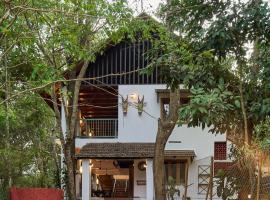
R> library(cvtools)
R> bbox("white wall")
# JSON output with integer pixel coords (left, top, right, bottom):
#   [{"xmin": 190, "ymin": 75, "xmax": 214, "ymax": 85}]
[
  {"xmin": 75, "ymin": 84, "xmax": 228, "ymax": 200},
  {"xmin": 118, "ymin": 85, "xmax": 227, "ymax": 200},
  {"xmin": 117, "ymin": 85, "xmax": 164, "ymax": 143},
  {"xmin": 118, "ymin": 85, "xmax": 226, "ymax": 148},
  {"xmin": 134, "ymin": 159, "xmax": 147, "ymax": 199},
  {"xmin": 76, "ymin": 85, "xmax": 226, "ymax": 149}
]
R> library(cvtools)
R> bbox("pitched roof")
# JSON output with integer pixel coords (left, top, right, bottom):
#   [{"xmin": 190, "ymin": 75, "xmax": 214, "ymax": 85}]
[{"xmin": 76, "ymin": 143, "xmax": 196, "ymax": 159}]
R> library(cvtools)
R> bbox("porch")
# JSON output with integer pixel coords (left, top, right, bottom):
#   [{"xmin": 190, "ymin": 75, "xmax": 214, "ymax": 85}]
[
  {"xmin": 75, "ymin": 158, "xmax": 153, "ymax": 200},
  {"xmin": 75, "ymin": 143, "xmax": 195, "ymax": 200}
]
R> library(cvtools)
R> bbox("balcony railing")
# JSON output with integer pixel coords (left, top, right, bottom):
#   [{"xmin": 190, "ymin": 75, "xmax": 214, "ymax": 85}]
[{"xmin": 80, "ymin": 118, "xmax": 118, "ymax": 138}]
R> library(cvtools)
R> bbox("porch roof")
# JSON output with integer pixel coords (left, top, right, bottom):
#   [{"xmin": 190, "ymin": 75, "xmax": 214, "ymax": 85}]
[{"xmin": 76, "ymin": 143, "xmax": 196, "ymax": 159}]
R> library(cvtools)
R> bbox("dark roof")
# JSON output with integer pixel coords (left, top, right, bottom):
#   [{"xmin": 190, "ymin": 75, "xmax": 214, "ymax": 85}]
[
  {"xmin": 76, "ymin": 143, "xmax": 196, "ymax": 159},
  {"xmin": 165, "ymin": 150, "xmax": 196, "ymax": 157},
  {"xmin": 77, "ymin": 143, "xmax": 155, "ymax": 159}
]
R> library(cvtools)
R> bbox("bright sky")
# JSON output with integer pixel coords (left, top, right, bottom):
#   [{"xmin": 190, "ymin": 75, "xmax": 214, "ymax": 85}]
[{"xmin": 127, "ymin": 0, "xmax": 165, "ymax": 15}]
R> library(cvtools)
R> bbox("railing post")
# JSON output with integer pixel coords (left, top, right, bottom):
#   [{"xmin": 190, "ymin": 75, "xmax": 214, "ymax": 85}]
[{"xmin": 115, "ymin": 119, "xmax": 117, "ymax": 138}]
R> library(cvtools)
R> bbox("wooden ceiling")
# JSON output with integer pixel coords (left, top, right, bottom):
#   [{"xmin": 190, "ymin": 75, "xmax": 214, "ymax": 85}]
[{"xmin": 79, "ymin": 86, "xmax": 118, "ymax": 118}]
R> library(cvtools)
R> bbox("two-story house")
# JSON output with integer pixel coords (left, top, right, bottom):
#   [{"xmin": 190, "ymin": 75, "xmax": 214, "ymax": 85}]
[{"xmin": 61, "ymin": 13, "xmax": 231, "ymax": 200}]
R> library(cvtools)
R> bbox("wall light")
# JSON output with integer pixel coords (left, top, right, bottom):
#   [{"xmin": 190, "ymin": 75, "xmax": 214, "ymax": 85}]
[
  {"xmin": 129, "ymin": 93, "xmax": 138, "ymax": 100},
  {"xmin": 89, "ymin": 130, "xmax": 93, "ymax": 137},
  {"xmin": 138, "ymin": 161, "xmax": 147, "ymax": 171}
]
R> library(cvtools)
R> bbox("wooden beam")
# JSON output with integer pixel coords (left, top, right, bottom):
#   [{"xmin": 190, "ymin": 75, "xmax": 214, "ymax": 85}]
[
  {"xmin": 82, "ymin": 115, "xmax": 117, "ymax": 118},
  {"xmin": 79, "ymin": 93, "xmax": 117, "ymax": 97},
  {"xmin": 81, "ymin": 110, "xmax": 117, "ymax": 113},
  {"xmin": 79, "ymin": 97, "xmax": 117, "ymax": 100},
  {"xmin": 79, "ymin": 100, "xmax": 117, "ymax": 105},
  {"xmin": 81, "ymin": 111, "xmax": 117, "ymax": 114},
  {"xmin": 79, "ymin": 103, "xmax": 117, "ymax": 107},
  {"xmin": 80, "ymin": 86, "xmax": 117, "ymax": 92}
]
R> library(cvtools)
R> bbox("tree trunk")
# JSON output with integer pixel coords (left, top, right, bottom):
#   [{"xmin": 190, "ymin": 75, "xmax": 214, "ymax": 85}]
[
  {"xmin": 64, "ymin": 139, "xmax": 76, "ymax": 200},
  {"xmin": 154, "ymin": 124, "xmax": 167, "ymax": 200},
  {"xmin": 154, "ymin": 89, "xmax": 180, "ymax": 200},
  {"xmin": 63, "ymin": 61, "xmax": 90, "ymax": 200}
]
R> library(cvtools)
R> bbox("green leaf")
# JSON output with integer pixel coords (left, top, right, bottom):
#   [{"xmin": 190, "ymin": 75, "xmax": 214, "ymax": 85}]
[
  {"xmin": 198, "ymin": 107, "xmax": 208, "ymax": 113},
  {"xmin": 234, "ymin": 100, "xmax": 241, "ymax": 108}
]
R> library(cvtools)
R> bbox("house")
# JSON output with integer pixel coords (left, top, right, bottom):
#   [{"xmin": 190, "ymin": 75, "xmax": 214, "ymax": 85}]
[{"xmin": 61, "ymin": 14, "xmax": 231, "ymax": 200}]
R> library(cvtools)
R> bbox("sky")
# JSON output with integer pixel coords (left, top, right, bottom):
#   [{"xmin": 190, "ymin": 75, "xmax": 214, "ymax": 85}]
[{"xmin": 127, "ymin": 0, "xmax": 165, "ymax": 15}]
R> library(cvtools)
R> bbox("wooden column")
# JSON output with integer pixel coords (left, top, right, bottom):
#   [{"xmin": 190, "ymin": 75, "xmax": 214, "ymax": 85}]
[
  {"xmin": 184, "ymin": 159, "xmax": 190, "ymax": 200},
  {"xmin": 129, "ymin": 161, "xmax": 134, "ymax": 198}
]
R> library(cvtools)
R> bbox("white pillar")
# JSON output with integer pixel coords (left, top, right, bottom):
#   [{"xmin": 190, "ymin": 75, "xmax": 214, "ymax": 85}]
[
  {"xmin": 82, "ymin": 159, "xmax": 91, "ymax": 200},
  {"xmin": 146, "ymin": 159, "xmax": 154, "ymax": 200}
]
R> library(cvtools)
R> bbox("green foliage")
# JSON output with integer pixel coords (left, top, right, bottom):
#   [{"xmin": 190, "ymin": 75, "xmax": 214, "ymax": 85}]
[
  {"xmin": 0, "ymin": 0, "xmax": 133, "ymax": 89},
  {"xmin": 154, "ymin": 0, "xmax": 270, "ymax": 140},
  {"xmin": 215, "ymin": 143, "xmax": 258, "ymax": 200},
  {"xmin": 0, "ymin": 94, "xmax": 60, "ymax": 199},
  {"xmin": 0, "ymin": 1, "xmax": 134, "ymax": 199},
  {"xmin": 216, "ymin": 169, "xmax": 241, "ymax": 200},
  {"xmin": 166, "ymin": 176, "xmax": 180, "ymax": 200},
  {"xmin": 254, "ymin": 118, "xmax": 270, "ymax": 150},
  {"xmin": 179, "ymin": 86, "xmax": 238, "ymax": 132}
]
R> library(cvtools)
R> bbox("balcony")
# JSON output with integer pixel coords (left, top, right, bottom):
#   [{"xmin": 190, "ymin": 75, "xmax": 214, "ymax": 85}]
[{"xmin": 80, "ymin": 118, "xmax": 118, "ymax": 138}]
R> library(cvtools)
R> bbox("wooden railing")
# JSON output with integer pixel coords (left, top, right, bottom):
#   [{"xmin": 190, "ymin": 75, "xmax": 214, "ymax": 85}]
[{"xmin": 80, "ymin": 118, "xmax": 118, "ymax": 138}]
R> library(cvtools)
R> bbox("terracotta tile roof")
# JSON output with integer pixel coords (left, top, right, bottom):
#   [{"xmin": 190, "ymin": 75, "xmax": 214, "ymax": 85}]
[
  {"xmin": 165, "ymin": 150, "xmax": 196, "ymax": 157},
  {"xmin": 76, "ymin": 143, "xmax": 155, "ymax": 159},
  {"xmin": 76, "ymin": 143, "xmax": 196, "ymax": 159}
]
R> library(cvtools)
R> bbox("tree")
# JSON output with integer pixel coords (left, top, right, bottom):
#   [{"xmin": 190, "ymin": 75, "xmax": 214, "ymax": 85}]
[
  {"xmin": 0, "ymin": 93, "xmax": 60, "ymax": 199},
  {"xmin": 150, "ymin": 0, "xmax": 270, "ymax": 199},
  {"xmin": 0, "ymin": 1, "xmax": 132, "ymax": 199},
  {"xmin": 147, "ymin": 21, "xmax": 220, "ymax": 200},
  {"xmin": 161, "ymin": 0, "xmax": 270, "ymax": 144},
  {"xmin": 1, "ymin": 2, "xmax": 61, "ymax": 198}
]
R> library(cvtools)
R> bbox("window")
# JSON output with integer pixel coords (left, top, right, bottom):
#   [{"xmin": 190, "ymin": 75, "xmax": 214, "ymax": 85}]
[
  {"xmin": 160, "ymin": 97, "xmax": 190, "ymax": 120},
  {"xmin": 214, "ymin": 142, "xmax": 227, "ymax": 160},
  {"xmin": 163, "ymin": 103, "xmax": 170, "ymax": 117},
  {"xmin": 165, "ymin": 160, "xmax": 186, "ymax": 185}
]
